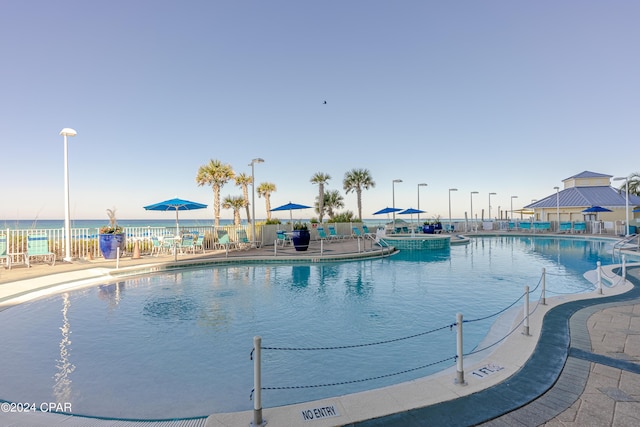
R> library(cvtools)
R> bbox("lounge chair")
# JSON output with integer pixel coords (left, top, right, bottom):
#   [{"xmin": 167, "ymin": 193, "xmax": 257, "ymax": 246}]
[
  {"xmin": 328, "ymin": 225, "xmax": 348, "ymax": 239},
  {"xmin": 0, "ymin": 234, "xmax": 11, "ymax": 269},
  {"xmin": 573, "ymin": 222, "xmax": 587, "ymax": 233},
  {"xmin": 316, "ymin": 226, "xmax": 332, "ymax": 242},
  {"xmin": 236, "ymin": 230, "xmax": 252, "ymax": 250},
  {"xmin": 352, "ymin": 226, "xmax": 363, "ymax": 238},
  {"xmin": 26, "ymin": 234, "xmax": 55, "ymax": 267},
  {"xmin": 559, "ymin": 222, "xmax": 572, "ymax": 233}
]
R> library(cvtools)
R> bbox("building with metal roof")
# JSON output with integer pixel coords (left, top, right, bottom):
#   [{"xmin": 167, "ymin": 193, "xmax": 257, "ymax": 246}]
[{"xmin": 524, "ymin": 171, "xmax": 640, "ymax": 230}]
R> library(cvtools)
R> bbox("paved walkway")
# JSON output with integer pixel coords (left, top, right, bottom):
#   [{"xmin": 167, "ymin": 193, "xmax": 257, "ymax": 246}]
[{"xmin": 1, "ymin": 237, "xmax": 639, "ymax": 426}]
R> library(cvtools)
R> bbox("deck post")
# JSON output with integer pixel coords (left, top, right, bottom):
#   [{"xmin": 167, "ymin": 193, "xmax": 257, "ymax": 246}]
[
  {"xmin": 252, "ymin": 336, "xmax": 264, "ymax": 426},
  {"xmin": 455, "ymin": 312, "xmax": 465, "ymax": 385},
  {"xmin": 541, "ymin": 268, "xmax": 546, "ymax": 305},
  {"xmin": 597, "ymin": 261, "xmax": 602, "ymax": 294},
  {"xmin": 523, "ymin": 286, "xmax": 530, "ymax": 336}
]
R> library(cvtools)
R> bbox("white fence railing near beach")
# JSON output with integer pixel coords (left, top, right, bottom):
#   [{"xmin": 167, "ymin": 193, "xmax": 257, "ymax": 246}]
[{"xmin": 1, "ymin": 222, "xmax": 380, "ymax": 263}]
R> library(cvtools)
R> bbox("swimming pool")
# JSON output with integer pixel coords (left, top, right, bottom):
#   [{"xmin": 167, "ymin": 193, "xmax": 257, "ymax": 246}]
[{"xmin": 0, "ymin": 236, "xmax": 618, "ymax": 419}]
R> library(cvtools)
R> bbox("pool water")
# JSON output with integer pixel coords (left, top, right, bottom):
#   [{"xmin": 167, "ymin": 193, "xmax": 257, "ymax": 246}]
[{"xmin": 0, "ymin": 236, "xmax": 616, "ymax": 419}]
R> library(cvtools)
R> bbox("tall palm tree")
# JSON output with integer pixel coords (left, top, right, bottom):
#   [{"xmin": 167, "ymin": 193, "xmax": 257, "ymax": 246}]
[
  {"xmin": 343, "ymin": 168, "xmax": 376, "ymax": 220},
  {"xmin": 235, "ymin": 172, "xmax": 252, "ymax": 224},
  {"xmin": 195, "ymin": 159, "xmax": 235, "ymax": 228},
  {"xmin": 311, "ymin": 172, "xmax": 331, "ymax": 223},
  {"xmin": 322, "ymin": 189, "xmax": 345, "ymax": 221},
  {"xmin": 257, "ymin": 182, "xmax": 277, "ymax": 220},
  {"xmin": 618, "ymin": 172, "xmax": 640, "ymax": 196},
  {"xmin": 222, "ymin": 195, "xmax": 246, "ymax": 226}
]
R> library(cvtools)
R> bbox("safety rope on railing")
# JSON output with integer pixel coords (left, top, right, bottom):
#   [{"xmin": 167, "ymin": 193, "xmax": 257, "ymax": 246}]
[
  {"xmin": 258, "ymin": 323, "xmax": 455, "ymax": 353},
  {"xmin": 249, "ymin": 355, "xmax": 457, "ymax": 399},
  {"xmin": 462, "ymin": 274, "xmax": 542, "ymax": 324}
]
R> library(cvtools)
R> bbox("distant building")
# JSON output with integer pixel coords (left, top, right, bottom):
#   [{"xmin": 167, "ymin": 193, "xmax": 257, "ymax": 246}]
[{"xmin": 524, "ymin": 171, "xmax": 640, "ymax": 231}]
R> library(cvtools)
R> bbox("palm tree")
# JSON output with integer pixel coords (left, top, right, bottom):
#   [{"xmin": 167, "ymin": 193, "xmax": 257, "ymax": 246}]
[
  {"xmin": 322, "ymin": 189, "xmax": 345, "ymax": 221},
  {"xmin": 310, "ymin": 172, "xmax": 331, "ymax": 223},
  {"xmin": 343, "ymin": 168, "xmax": 376, "ymax": 220},
  {"xmin": 222, "ymin": 195, "xmax": 246, "ymax": 226},
  {"xmin": 195, "ymin": 159, "xmax": 235, "ymax": 227},
  {"xmin": 235, "ymin": 172, "xmax": 252, "ymax": 224},
  {"xmin": 618, "ymin": 172, "xmax": 640, "ymax": 196},
  {"xmin": 257, "ymin": 182, "xmax": 277, "ymax": 220}
]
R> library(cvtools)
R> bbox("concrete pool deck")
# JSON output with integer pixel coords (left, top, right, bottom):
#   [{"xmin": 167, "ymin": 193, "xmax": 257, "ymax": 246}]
[{"xmin": 0, "ymin": 235, "xmax": 639, "ymax": 426}]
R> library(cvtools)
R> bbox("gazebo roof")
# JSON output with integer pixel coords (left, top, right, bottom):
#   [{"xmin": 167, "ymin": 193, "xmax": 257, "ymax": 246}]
[{"xmin": 525, "ymin": 186, "xmax": 640, "ymax": 209}]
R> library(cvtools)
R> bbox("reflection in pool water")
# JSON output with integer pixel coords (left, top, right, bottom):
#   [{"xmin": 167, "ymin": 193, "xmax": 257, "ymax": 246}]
[{"xmin": 0, "ymin": 236, "xmax": 617, "ymax": 419}]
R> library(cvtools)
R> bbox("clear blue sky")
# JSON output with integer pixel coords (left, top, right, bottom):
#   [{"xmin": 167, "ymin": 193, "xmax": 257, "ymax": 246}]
[{"xmin": 1, "ymin": 1, "xmax": 638, "ymax": 222}]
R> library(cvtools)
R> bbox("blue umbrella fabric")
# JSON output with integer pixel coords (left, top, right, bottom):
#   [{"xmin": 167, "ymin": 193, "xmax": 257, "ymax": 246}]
[
  {"xmin": 144, "ymin": 197, "xmax": 208, "ymax": 234},
  {"xmin": 633, "ymin": 207, "xmax": 640, "ymax": 213},
  {"xmin": 399, "ymin": 208, "xmax": 425, "ymax": 215},
  {"xmin": 582, "ymin": 206, "xmax": 613, "ymax": 213},
  {"xmin": 270, "ymin": 202, "xmax": 312, "ymax": 228},
  {"xmin": 373, "ymin": 207, "xmax": 403, "ymax": 215}
]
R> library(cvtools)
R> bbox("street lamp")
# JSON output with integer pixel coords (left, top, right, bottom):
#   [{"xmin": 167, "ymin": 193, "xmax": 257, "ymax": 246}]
[
  {"xmin": 488, "ymin": 192, "xmax": 496, "ymax": 220},
  {"xmin": 448, "ymin": 188, "xmax": 458, "ymax": 231},
  {"xmin": 554, "ymin": 186, "xmax": 560, "ymax": 231},
  {"xmin": 470, "ymin": 191, "xmax": 478, "ymax": 232},
  {"xmin": 250, "ymin": 158, "xmax": 264, "ymax": 246},
  {"xmin": 60, "ymin": 128, "xmax": 77, "ymax": 262},
  {"xmin": 417, "ymin": 183, "xmax": 427, "ymax": 224},
  {"xmin": 510, "ymin": 196, "xmax": 518, "ymax": 221},
  {"xmin": 613, "ymin": 176, "xmax": 629, "ymax": 236},
  {"xmin": 392, "ymin": 179, "xmax": 403, "ymax": 224}
]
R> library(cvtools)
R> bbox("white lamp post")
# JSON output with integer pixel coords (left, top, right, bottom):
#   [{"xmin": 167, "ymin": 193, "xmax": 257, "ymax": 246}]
[
  {"xmin": 488, "ymin": 192, "xmax": 496, "ymax": 221},
  {"xmin": 448, "ymin": 188, "xmax": 458, "ymax": 231},
  {"xmin": 613, "ymin": 177, "xmax": 629, "ymax": 236},
  {"xmin": 510, "ymin": 196, "xmax": 518, "ymax": 221},
  {"xmin": 554, "ymin": 186, "xmax": 560, "ymax": 231},
  {"xmin": 250, "ymin": 158, "xmax": 264, "ymax": 246},
  {"xmin": 392, "ymin": 179, "xmax": 402, "ymax": 224},
  {"xmin": 60, "ymin": 128, "xmax": 77, "ymax": 262},
  {"xmin": 470, "ymin": 191, "xmax": 478, "ymax": 232},
  {"xmin": 417, "ymin": 183, "xmax": 427, "ymax": 224}
]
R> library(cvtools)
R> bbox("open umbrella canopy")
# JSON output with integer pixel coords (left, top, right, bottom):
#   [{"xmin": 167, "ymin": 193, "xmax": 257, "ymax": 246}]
[
  {"xmin": 398, "ymin": 208, "xmax": 425, "ymax": 215},
  {"xmin": 373, "ymin": 207, "xmax": 403, "ymax": 215},
  {"xmin": 270, "ymin": 202, "xmax": 312, "ymax": 229},
  {"xmin": 270, "ymin": 202, "xmax": 312, "ymax": 212},
  {"xmin": 143, "ymin": 197, "xmax": 208, "ymax": 234},
  {"xmin": 582, "ymin": 206, "xmax": 613, "ymax": 213},
  {"xmin": 632, "ymin": 207, "xmax": 640, "ymax": 213}
]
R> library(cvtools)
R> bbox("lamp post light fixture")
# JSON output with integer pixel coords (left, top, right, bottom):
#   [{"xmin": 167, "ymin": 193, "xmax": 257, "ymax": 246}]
[
  {"xmin": 448, "ymin": 188, "xmax": 458, "ymax": 230},
  {"xmin": 60, "ymin": 128, "xmax": 77, "ymax": 262},
  {"xmin": 470, "ymin": 191, "xmax": 478, "ymax": 232},
  {"xmin": 488, "ymin": 192, "xmax": 496, "ymax": 221},
  {"xmin": 554, "ymin": 186, "xmax": 560, "ymax": 232},
  {"xmin": 392, "ymin": 179, "xmax": 403, "ymax": 224},
  {"xmin": 417, "ymin": 183, "xmax": 427, "ymax": 224},
  {"xmin": 510, "ymin": 196, "xmax": 518, "ymax": 221},
  {"xmin": 613, "ymin": 177, "xmax": 629, "ymax": 236},
  {"xmin": 249, "ymin": 158, "xmax": 264, "ymax": 246}
]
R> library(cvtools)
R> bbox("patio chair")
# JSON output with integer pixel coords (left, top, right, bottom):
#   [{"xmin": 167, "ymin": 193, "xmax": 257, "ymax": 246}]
[
  {"xmin": 191, "ymin": 231, "xmax": 205, "ymax": 253},
  {"xmin": 216, "ymin": 230, "xmax": 237, "ymax": 251},
  {"xmin": 26, "ymin": 234, "xmax": 55, "ymax": 267},
  {"xmin": 328, "ymin": 225, "xmax": 348, "ymax": 239},
  {"xmin": 361, "ymin": 224, "xmax": 376, "ymax": 238},
  {"xmin": 150, "ymin": 236, "xmax": 163, "ymax": 256},
  {"xmin": 0, "ymin": 234, "xmax": 11, "ymax": 269},
  {"xmin": 236, "ymin": 230, "xmax": 252, "ymax": 250},
  {"xmin": 178, "ymin": 234, "xmax": 195, "ymax": 254},
  {"xmin": 316, "ymin": 226, "xmax": 332, "ymax": 242},
  {"xmin": 276, "ymin": 230, "xmax": 291, "ymax": 247},
  {"xmin": 573, "ymin": 222, "xmax": 587, "ymax": 233}
]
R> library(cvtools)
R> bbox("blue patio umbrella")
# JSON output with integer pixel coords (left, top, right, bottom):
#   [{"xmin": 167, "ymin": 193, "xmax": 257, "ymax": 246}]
[
  {"xmin": 270, "ymin": 202, "xmax": 312, "ymax": 229},
  {"xmin": 143, "ymin": 197, "xmax": 208, "ymax": 234},
  {"xmin": 633, "ymin": 207, "xmax": 640, "ymax": 213},
  {"xmin": 373, "ymin": 207, "xmax": 403, "ymax": 215},
  {"xmin": 582, "ymin": 206, "xmax": 613, "ymax": 213}
]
